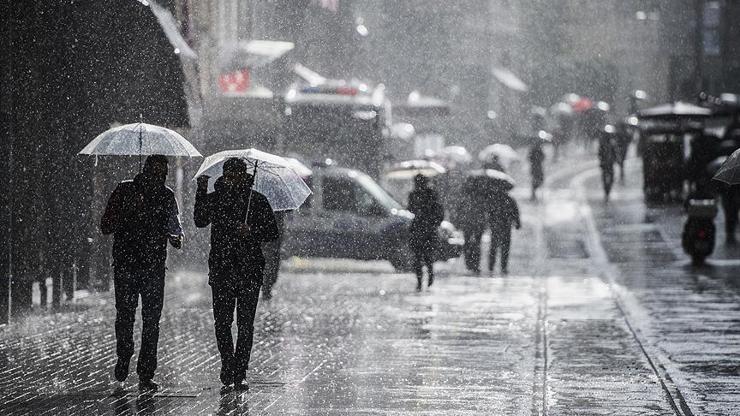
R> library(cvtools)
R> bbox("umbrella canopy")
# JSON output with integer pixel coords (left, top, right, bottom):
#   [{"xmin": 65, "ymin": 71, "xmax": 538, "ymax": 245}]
[
  {"xmin": 466, "ymin": 169, "xmax": 516, "ymax": 192},
  {"xmin": 492, "ymin": 67, "xmax": 528, "ymax": 92},
  {"xmin": 437, "ymin": 146, "xmax": 473, "ymax": 166},
  {"xmin": 79, "ymin": 122, "xmax": 201, "ymax": 157},
  {"xmin": 384, "ymin": 160, "xmax": 447, "ymax": 179},
  {"xmin": 219, "ymin": 40, "xmax": 295, "ymax": 72},
  {"xmin": 479, "ymin": 144, "xmax": 520, "ymax": 164},
  {"xmin": 713, "ymin": 149, "xmax": 740, "ymax": 185},
  {"xmin": 637, "ymin": 102, "xmax": 712, "ymax": 120},
  {"xmin": 193, "ymin": 149, "xmax": 312, "ymax": 212}
]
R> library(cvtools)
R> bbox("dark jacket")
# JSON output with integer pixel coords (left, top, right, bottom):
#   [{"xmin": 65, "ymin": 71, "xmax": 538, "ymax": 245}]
[
  {"xmin": 194, "ymin": 177, "xmax": 279, "ymax": 278},
  {"xmin": 408, "ymin": 186, "xmax": 443, "ymax": 237},
  {"xmin": 488, "ymin": 192, "xmax": 521, "ymax": 233},
  {"xmin": 100, "ymin": 173, "xmax": 179, "ymax": 270}
]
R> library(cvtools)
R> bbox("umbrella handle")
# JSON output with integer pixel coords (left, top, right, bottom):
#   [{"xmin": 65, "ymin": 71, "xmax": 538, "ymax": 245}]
[{"xmin": 244, "ymin": 160, "xmax": 257, "ymax": 224}]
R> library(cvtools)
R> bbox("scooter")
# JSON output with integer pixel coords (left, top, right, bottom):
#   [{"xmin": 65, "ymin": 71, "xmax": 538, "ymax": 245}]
[{"xmin": 682, "ymin": 198, "xmax": 718, "ymax": 266}]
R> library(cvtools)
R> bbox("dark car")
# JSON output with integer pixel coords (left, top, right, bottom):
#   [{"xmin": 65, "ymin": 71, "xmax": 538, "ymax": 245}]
[{"xmin": 282, "ymin": 165, "xmax": 463, "ymax": 271}]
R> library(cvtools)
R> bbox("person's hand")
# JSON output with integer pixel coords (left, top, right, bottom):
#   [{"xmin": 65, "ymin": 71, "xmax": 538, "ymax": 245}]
[
  {"xmin": 236, "ymin": 223, "xmax": 251, "ymax": 237},
  {"xmin": 196, "ymin": 175, "xmax": 210, "ymax": 189},
  {"xmin": 169, "ymin": 234, "xmax": 183, "ymax": 249}
]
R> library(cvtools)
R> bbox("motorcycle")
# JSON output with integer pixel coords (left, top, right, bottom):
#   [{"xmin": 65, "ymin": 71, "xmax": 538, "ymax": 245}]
[{"xmin": 681, "ymin": 198, "xmax": 718, "ymax": 266}]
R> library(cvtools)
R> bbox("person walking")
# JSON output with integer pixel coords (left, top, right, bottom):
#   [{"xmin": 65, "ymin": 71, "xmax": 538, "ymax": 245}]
[
  {"xmin": 194, "ymin": 158, "xmax": 279, "ymax": 391},
  {"xmin": 261, "ymin": 211, "xmax": 286, "ymax": 300},
  {"xmin": 719, "ymin": 185, "xmax": 740, "ymax": 245},
  {"xmin": 598, "ymin": 127, "xmax": 618, "ymax": 202},
  {"xmin": 407, "ymin": 174, "xmax": 444, "ymax": 291},
  {"xmin": 487, "ymin": 191, "xmax": 521, "ymax": 274},
  {"xmin": 100, "ymin": 155, "xmax": 183, "ymax": 392},
  {"xmin": 528, "ymin": 142, "xmax": 545, "ymax": 201},
  {"xmin": 459, "ymin": 176, "xmax": 489, "ymax": 274}
]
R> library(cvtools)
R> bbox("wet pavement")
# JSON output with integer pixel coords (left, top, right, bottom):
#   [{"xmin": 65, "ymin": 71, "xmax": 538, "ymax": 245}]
[{"xmin": 1, "ymin": 146, "xmax": 739, "ymax": 415}]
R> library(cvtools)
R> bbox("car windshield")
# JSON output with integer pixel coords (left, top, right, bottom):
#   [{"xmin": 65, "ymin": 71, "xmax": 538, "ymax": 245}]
[{"xmin": 353, "ymin": 172, "xmax": 403, "ymax": 211}]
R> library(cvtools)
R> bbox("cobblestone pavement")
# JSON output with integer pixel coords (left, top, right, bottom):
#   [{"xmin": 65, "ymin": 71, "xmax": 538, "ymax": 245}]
[{"xmin": 1, "ymin": 146, "xmax": 735, "ymax": 415}]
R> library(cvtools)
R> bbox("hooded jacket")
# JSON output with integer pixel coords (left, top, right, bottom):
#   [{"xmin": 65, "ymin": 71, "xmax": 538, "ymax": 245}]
[{"xmin": 194, "ymin": 177, "xmax": 279, "ymax": 279}]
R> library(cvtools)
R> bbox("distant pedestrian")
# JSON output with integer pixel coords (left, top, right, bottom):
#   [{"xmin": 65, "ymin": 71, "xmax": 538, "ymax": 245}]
[
  {"xmin": 262, "ymin": 211, "xmax": 286, "ymax": 300},
  {"xmin": 408, "ymin": 174, "xmax": 444, "ymax": 291},
  {"xmin": 598, "ymin": 127, "xmax": 617, "ymax": 202},
  {"xmin": 528, "ymin": 142, "xmax": 545, "ymax": 200},
  {"xmin": 719, "ymin": 185, "xmax": 740, "ymax": 245},
  {"xmin": 615, "ymin": 122, "xmax": 632, "ymax": 181},
  {"xmin": 100, "ymin": 155, "xmax": 183, "ymax": 392},
  {"xmin": 459, "ymin": 176, "xmax": 489, "ymax": 274},
  {"xmin": 194, "ymin": 158, "xmax": 279, "ymax": 391},
  {"xmin": 487, "ymin": 191, "xmax": 521, "ymax": 274}
]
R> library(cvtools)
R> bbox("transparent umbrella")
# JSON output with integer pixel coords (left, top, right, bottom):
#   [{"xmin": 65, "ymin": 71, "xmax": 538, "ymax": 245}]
[
  {"xmin": 193, "ymin": 148, "xmax": 312, "ymax": 212},
  {"xmin": 713, "ymin": 149, "xmax": 740, "ymax": 185}
]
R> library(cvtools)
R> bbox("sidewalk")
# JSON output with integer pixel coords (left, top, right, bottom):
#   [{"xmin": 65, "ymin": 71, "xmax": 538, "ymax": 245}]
[{"xmin": 580, "ymin": 157, "xmax": 740, "ymax": 416}]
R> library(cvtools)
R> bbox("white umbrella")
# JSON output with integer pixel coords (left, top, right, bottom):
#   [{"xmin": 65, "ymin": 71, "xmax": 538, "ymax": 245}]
[
  {"xmin": 79, "ymin": 122, "xmax": 201, "ymax": 158},
  {"xmin": 478, "ymin": 144, "xmax": 520, "ymax": 164},
  {"xmin": 194, "ymin": 148, "xmax": 312, "ymax": 212},
  {"xmin": 384, "ymin": 160, "xmax": 447, "ymax": 180},
  {"xmin": 713, "ymin": 149, "xmax": 740, "ymax": 185}
]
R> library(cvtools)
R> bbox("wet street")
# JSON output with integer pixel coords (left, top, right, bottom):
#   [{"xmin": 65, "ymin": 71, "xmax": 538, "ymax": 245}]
[{"xmin": 2, "ymin": 151, "xmax": 740, "ymax": 415}]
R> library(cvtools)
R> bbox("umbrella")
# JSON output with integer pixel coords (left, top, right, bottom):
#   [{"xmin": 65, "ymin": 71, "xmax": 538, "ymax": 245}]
[
  {"xmin": 637, "ymin": 102, "xmax": 712, "ymax": 120},
  {"xmin": 713, "ymin": 149, "xmax": 740, "ymax": 185},
  {"xmin": 479, "ymin": 144, "xmax": 520, "ymax": 164},
  {"xmin": 384, "ymin": 160, "xmax": 447, "ymax": 179},
  {"xmin": 79, "ymin": 122, "xmax": 202, "ymax": 158},
  {"xmin": 193, "ymin": 148, "xmax": 312, "ymax": 212},
  {"xmin": 466, "ymin": 169, "xmax": 516, "ymax": 192},
  {"xmin": 437, "ymin": 146, "xmax": 473, "ymax": 166}
]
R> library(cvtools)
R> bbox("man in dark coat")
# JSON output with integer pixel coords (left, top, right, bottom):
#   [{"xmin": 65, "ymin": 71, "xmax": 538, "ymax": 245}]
[
  {"xmin": 194, "ymin": 158, "xmax": 279, "ymax": 390},
  {"xmin": 488, "ymin": 191, "xmax": 521, "ymax": 274},
  {"xmin": 262, "ymin": 211, "xmax": 286, "ymax": 300},
  {"xmin": 100, "ymin": 155, "xmax": 183, "ymax": 392},
  {"xmin": 459, "ymin": 176, "xmax": 489, "ymax": 274},
  {"xmin": 408, "ymin": 174, "xmax": 444, "ymax": 291},
  {"xmin": 598, "ymin": 128, "xmax": 617, "ymax": 202},
  {"xmin": 528, "ymin": 142, "xmax": 545, "ymax": 200}
]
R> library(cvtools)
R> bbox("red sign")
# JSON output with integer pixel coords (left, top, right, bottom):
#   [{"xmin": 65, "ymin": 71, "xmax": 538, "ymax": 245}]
[{"xmin": 218, "ymin": 68, "xmax": 251, "ymax": 94}]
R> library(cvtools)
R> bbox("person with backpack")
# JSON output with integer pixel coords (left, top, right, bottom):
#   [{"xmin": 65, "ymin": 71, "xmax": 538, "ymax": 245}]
[{"xmin": 407, "ymin": 174, "xmax": 444, "ymax": 291}]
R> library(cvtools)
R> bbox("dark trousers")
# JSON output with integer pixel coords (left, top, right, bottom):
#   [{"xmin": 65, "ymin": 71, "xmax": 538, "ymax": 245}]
[
  {"xmin": 114, "ymin": 266, "xmax": 165, "ymax": 381},
  {"xmin": 489, "ymin": 228, "xmax": 512, "ymax": 272},
  {"xmin": 211, "ymin": 267, "xmax": 262, "ymax": 381},
  {"xmin": 721, "ymin": 193, "xmax": 739, "ymax": 240},
  {"xmin": 463, "ymin": 229, "xmax": 483, "ymax": 272},
  {"xmin": 410, "ymin": 232, "xmax": 436, "ymax": 284}
]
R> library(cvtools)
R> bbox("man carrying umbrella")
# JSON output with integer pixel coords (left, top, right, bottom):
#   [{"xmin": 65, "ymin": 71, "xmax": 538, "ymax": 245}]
[
  {"xmin": 100, "ymin": 155, "xmax": 183, "ymax": 392},
  {"xmin": 194, "ymin": 158, "xmax": 279, "ymax": 390}
]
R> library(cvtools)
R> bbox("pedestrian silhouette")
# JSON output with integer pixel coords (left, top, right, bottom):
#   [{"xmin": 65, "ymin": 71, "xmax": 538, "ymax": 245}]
[
  {"xmin": 100, "ymin": 155, "xmax": 183, "ymax": 392},
  {"xmin": 459, "ymin": 176, "xmax": 489, "ymax": 274},
  {"xmin": 194, "ymin": 158, "xmax": 279, "ymax": 390},
  {"xmin": 528, "ymin": 142, "xmax": 545, "ymax": 200},
  {"xmin": 262, "ymin": 211, "xmax": 285, "ymax": 300},
  {"xmin": 487, "ymin": 191, "xmax": 521, "ymax": 274},
  {"xmin": 598, "ymin": 126, "xmax": 618, "ymax": 202},
  {"xmin": 407, "ymin": 174, "xmax": 444, "ymax": 291}
]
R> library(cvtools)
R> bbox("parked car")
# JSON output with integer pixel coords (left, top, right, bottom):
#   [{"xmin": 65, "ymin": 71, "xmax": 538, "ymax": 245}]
[{"xmin": 282, "ymin": 164, "xmax": 463, "ymax": 271}]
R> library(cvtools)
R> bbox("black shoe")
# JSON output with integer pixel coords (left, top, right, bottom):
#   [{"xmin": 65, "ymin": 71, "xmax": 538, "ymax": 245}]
[
  {"xmin": 138, "ymin": 379, "xmax": 159, "ymax": 392},
  {"xmin": 220, "ymin": 366, "xmax": 234, "ymax": 386},
  {"xmin": 427, "ymin": 276, "xmax": 434, "ymax": 287},
  {"xmin": 501, "ymin": 268, "xmax": 509, "ymax": 275},
  {"xmin": 234, "ymin": 380, "xmax": 249, "ymax": 391},
  {"xmin": 114, "ymin": 359, "xmax": 129, "ymax": 382}
]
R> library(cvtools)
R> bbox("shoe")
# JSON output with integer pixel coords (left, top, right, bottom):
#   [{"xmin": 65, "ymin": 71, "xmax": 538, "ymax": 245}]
[
  {"xmin": 234, "ymin": 380, "xmax": 249, "ymax": 391},
  {"xmin": 220, "ymin": 366, "xmax": 234, "ymax": 386},
  {"xmin": 114, "ymin": 359, "xmax": 129, "ymax": 382},
  {"xmin": 427, "ymin": 276, "xmax": 434, "ymax": 287},
  {"xmin": 501, "ymin": 268, "xmax": 509, "ymax": 275},
  {"xmin": 138, "ymin": 379, "xmax": 159, "ymax": 392}
]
